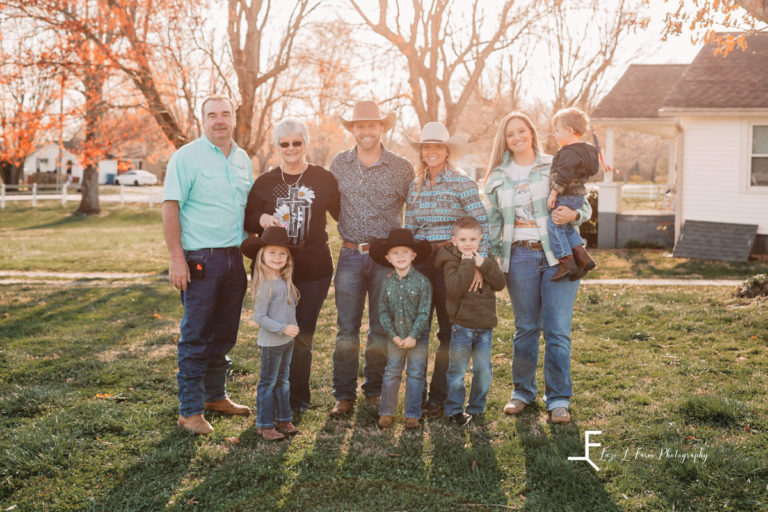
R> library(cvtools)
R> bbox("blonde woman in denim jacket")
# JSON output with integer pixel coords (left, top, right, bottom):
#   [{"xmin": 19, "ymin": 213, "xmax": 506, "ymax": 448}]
[{"xmin": 483, "ymin": 111, "xmax": 592, "ymax": 424}]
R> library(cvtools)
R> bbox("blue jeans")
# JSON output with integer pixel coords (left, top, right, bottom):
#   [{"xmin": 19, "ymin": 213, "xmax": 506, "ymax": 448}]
[
  {"xmin": 332, "ymin": 247, "xmax": 392, "ymax": 400},
  {"xmin": 379, "ymin": 335, "xmax": 429, "ymax": 419},
  {"xmin": 289, "ymin": 274, "xmax": 332, "ymax": 411},
  {"xmin": 177, "ymin": 247, "xmax": 247, "ymax": 417},
  {"xmin": 256, "ymin": 341, "xmax": 294, "ymax": 428},
  {"xmin": 547, "ymin": 195, "xmax": 585, "ymax": 259},
  {"xmin": 444, "ymin": 325, "xmax": 493, "ymax": 417},
  {"xmin": 506, "ymin": 246, "xmax": 580, "ymax": 411},
  {"xmin": 415, "ymin": 252, "xmax": 451, "ymax": 407}
]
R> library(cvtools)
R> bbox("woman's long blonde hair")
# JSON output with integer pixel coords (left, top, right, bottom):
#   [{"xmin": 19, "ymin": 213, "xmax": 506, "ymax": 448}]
[
  {"xmin": 413, "ymin": 144, "xmax": 457, "ymax": 197},
  {"xmin": 252, "ymin": 245, "xmax": 300, "ymax": 305},
  {"xmin": 482, "ymin": 111, "xmax": 542, "ymax": 187}
]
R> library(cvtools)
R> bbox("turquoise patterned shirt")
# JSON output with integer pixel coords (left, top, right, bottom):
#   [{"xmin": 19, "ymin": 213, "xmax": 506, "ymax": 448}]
[
  {"xmin": 378, "ymin": 267, "xmax": 432, "ymax": 340},
  {"xmin": 405, "ymin": 167, "xmax": 490, "ymax": 255}
]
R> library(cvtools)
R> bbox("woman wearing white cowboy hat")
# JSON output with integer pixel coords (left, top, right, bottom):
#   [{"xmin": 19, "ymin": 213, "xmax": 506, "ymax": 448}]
[{"xmin": 404, "ymin": 121, "xmax": 490, "ymax": 419}]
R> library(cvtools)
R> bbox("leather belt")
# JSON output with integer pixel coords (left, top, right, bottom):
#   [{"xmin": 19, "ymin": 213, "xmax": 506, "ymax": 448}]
[
  {"xmin": 342, "ymin": 241, "xmax": 371, "ymax": 254},
  {"xmin": 512, "ymin": 240, "xmax": 543, "ymax": 251}
]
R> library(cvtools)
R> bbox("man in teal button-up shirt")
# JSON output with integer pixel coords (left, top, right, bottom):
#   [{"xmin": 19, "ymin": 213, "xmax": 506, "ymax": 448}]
[{"xmin": 162, "ymin": 96, "xmax": 254, "ymax": 435}]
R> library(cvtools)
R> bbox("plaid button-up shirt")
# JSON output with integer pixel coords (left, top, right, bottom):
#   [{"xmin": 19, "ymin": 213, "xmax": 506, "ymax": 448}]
[
  {"xmin": 484, "ymin": 150, "xmax": 592, "ymax": 272},
  {"xmin": 404, "ymin": 168, "xmax": 490, "ymax": 255}
]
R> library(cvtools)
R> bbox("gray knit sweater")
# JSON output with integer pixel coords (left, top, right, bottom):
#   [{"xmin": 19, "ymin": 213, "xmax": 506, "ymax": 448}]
[{"xmin": 253, "ymin": 278, "xmax": 297, "ymax": 347}]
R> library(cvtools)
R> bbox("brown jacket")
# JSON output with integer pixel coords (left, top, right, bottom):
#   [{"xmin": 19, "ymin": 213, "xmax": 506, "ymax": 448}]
[{"xmin": 434, "ymin": 244, "xmax": 506, "ymax": 329}]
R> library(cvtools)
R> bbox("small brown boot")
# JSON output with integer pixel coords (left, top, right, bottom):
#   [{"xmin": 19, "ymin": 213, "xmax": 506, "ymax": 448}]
[
  {"xmin": 258, "ymin": 427, "xmax": 285, "ymax": 441},
  {"xmin": 551, "ymin": 255, "xmax": 578, "ymax": 281},
  {"xmin": 377, "ymin": 415, "xmax": 394, "ymax": 429},
  {"xmin": 404, "ymin": 417, "xmax": 420, "ymax": 430},
  {"xmin": 204, "ymin": 397, "xmax": 251, "ymax": 416},
  {"xmin": 330, "ymin": 399, "xmax": 355, "ymax": 417},
  {"xmin": 570, "ymin": 244, "xmax": 596, "ymax": 280},
  {"xmin": 275, "ymin": 422, "xmax": 299, "ymax": 436},
  {"xmin": 177, "ymin": 414, "xmax": 213, "ymax": 435}
]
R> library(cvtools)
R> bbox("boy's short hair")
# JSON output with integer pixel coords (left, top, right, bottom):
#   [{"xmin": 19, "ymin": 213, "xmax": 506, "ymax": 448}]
[
  {"xmin": 552, "ymin": 107, "xmax": 590, "ymax": 136},
  {"xmin": 453, "ymin": 216, "xmax": 482, "ymax": 235}
]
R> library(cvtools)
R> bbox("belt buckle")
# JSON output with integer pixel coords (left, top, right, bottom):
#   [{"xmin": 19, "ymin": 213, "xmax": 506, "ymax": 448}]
[{"xmin": 357, "ymin": 243, "xmax": 370, "ymax": 254}]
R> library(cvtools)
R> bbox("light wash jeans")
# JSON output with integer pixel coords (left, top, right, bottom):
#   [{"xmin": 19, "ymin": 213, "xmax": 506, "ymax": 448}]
[
  {"xmin": 506, "ymin": 245, "xmax": 580, "ymax": 411},
  {"xmin": 547, "ymin": 195, "xmax": 585, "ymax": 259},
  {"xmin": 378, "ymin": 335, "xmax": 429, "ymax": 419},
  {"xmin": 444, "ymin": 325, "xmax": 493, "ymax": 417}
]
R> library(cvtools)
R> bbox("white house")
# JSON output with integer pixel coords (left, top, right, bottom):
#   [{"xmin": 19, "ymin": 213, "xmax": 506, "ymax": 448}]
[
  {"xmin": 23, "ymin": 144, "xmax": 140, "ymax": 185},
  {"xmin": 23, "ymin": 143, "xmax": 84, "ymax": 182},
  {"xmin": 592, "ymin": 33, "xmax": 768, "ymax": 255}
]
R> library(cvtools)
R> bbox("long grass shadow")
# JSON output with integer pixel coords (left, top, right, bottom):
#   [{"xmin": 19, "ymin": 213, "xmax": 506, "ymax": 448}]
[
  {"xmin": 19, "ymin": 214, "xmax": 93, "ymax": 230},
  {"xmin": 517, "ymin": 416, "xmax": 621, "ymax": 512},
  {"xmin": 272, "ymin": 412, "xmax": 354, "ymax": 510},
  {"xmin": 85, "ymin": 428, "xmax": 198, "ymax": 512}
]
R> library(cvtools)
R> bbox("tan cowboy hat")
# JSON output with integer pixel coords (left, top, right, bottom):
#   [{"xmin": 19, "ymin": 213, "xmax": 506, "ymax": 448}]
[
  {"xmin": 338, "ymin": 100, "xmax": 396, "ymax": 132},
  {"xmin": 408, "ymin": 121, "xmax": 467, "ymax": 159}
]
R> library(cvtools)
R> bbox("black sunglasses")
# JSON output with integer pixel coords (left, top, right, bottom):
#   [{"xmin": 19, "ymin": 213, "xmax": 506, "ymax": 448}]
[{"xmin": 279, "ymin": 141, "xmax": 303, "ymax": 148}]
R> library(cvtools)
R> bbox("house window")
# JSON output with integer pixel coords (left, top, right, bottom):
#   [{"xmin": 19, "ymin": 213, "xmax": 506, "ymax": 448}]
[{"xmin": 751, "ymin": 125, "xmax": 768, "ymax": 187}]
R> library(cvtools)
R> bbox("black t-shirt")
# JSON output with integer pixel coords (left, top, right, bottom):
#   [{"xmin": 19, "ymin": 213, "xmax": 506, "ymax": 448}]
[{"xmin": 244, "ymin": 164, "xmax": 340, "ymax": 282}]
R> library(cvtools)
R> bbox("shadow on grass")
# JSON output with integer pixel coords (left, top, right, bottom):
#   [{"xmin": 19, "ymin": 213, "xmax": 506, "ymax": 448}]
[
  {"xmin": 85, "ymin": 428, "xmax": 198, "ymax": 512},
  {"xmin": 517, "ymin": 415, "xmax": 621, "ymax": 512},
  {"xmin": 19, "ymin": 213, "xmax": 94, "ymax": 231}
]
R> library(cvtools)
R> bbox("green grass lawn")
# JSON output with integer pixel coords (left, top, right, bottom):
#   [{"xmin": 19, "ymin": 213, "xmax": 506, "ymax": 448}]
[
  {"xmin": 1, "ymin": 280, "xmax": 767, "ymax": 511},
  {"xmin": 1, "ymin": 204, "xmax": 766, "ymax": 279}
]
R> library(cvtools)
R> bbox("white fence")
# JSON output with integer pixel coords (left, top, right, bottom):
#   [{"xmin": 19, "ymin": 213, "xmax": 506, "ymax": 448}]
[{"xmin": 0, "ymin": 183, "xmax": 161, "ymax": 209}]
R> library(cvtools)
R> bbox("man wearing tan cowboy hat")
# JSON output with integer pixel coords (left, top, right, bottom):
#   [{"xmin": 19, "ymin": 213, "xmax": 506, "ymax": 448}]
[{"xmin": 328, "ymin": 100, "xmax": 414, "ymax": 417}]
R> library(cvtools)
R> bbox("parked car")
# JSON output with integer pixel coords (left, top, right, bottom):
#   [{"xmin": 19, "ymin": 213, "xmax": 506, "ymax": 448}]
[{"xmin": 114, "ymin": 170, "xmax": 158, "ymax": 186}]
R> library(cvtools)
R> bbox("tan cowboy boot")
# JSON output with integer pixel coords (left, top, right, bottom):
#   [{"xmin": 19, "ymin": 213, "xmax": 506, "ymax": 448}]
[
  {"xmin": 177, "ymin": 414, "xmax": 213, "ymax": 435},
  {"xmin": 204, "ymin": 397, "xmax": 251, "ymax": 416},
  {"xmin": 330, "ymin": 399, "xmax": 355, "ymax": 417}
]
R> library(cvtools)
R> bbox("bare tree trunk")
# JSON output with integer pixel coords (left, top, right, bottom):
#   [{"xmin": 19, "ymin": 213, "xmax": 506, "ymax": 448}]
[{"xmin": 77, "ymin": 164, "xmax": 100, "ymax": 214}]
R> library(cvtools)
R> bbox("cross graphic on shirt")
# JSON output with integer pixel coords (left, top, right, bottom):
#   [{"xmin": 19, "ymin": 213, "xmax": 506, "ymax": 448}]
[{"xmin": 277, "ymin": 186, "xmax": 311, "ymax": 239}]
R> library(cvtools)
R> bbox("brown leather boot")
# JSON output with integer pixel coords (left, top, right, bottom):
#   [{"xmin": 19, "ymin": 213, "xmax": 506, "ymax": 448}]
[
  {"xmin": 204, "ymin": 397, "xmax": 251, "ymax": 416},
  {"xmin": 330, "ymin": 399, "xmax": 355, "ymax": 417},
  {"xmin": 275, "ymin": 422, "xmax": 299, "ymax": 436},
  {"xmin": 378, "ymin": 415, "xmax": 394, "ymax": 429},
  {"xmin": 404, "ymin": 417, "xmax": 420, "ymax": 430},
  {"xmin": 551, "ymin": 255, "xmax": 578, "ymax": 281},
  {"xmin": 570, "ymin": 244, "xmax": 596, "ymax": 280},
  {"xmin": 177, "ymin": 414, "xmax": 213, "ymax": 435},
  {"xmin": 258, "ymin": 427, "xmax": 285, "ymax": 441}
]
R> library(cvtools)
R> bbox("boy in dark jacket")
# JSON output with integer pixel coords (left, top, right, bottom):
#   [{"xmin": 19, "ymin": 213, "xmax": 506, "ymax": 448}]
[
  {"xmin": 547, "ymin": 107, "xmax": 600, "ymax": 281},
  {"xmin": 435, "ymin": 216, "xmax": 505, "ymax": 426}
]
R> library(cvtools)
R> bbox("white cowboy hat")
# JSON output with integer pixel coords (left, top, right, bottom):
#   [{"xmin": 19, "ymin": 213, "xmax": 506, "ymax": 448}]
[
  {"xmin": 408, "ymin": 121, "xmax": 467, "ymax": 159},
  {"xmin": 338, "ymin": 101, "xmax": 396, "ymax": 132}
]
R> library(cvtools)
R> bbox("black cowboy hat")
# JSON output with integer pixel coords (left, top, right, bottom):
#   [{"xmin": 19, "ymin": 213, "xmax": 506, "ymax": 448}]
[
  {"xmin": 369, "ymin": 228, "xmax": 432, "ymax": 268},
  {"xmin": 240, "ymin": 226, "xmax": 303, "ymax": 260}
]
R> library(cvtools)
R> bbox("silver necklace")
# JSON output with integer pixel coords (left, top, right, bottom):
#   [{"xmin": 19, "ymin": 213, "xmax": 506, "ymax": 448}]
[
  {"xmin": 281, "ymin": 163, "xmax": 307, "ymax": 190},
  {"xmin": 356, "ymin": 148, "xmax": 382, "ymax": 186}
]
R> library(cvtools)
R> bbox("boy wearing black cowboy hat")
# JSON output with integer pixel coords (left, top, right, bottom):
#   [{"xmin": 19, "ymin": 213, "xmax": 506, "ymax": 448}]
[{"xmin": 369, "ymin": 229, "xmax": 432, "ymax": 430}]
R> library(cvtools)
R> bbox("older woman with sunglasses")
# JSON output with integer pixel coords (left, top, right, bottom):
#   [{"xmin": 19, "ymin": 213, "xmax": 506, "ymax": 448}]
[{"xmin": 244, "ymin": 117, "xmax": 340, "ymax": 414}]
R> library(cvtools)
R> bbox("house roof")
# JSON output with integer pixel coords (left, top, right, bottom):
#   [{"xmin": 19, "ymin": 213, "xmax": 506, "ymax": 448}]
[
  {"xmin": 661, "ymin": 32, "xmax": 768, "ymax": 111},
  {"xmin": 593, "ymin": 32, "xmax": 768, "ymax": 119},
  {"xmin": 592, "ymin": 64, "xmax": 688, "ymax": 119}
]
